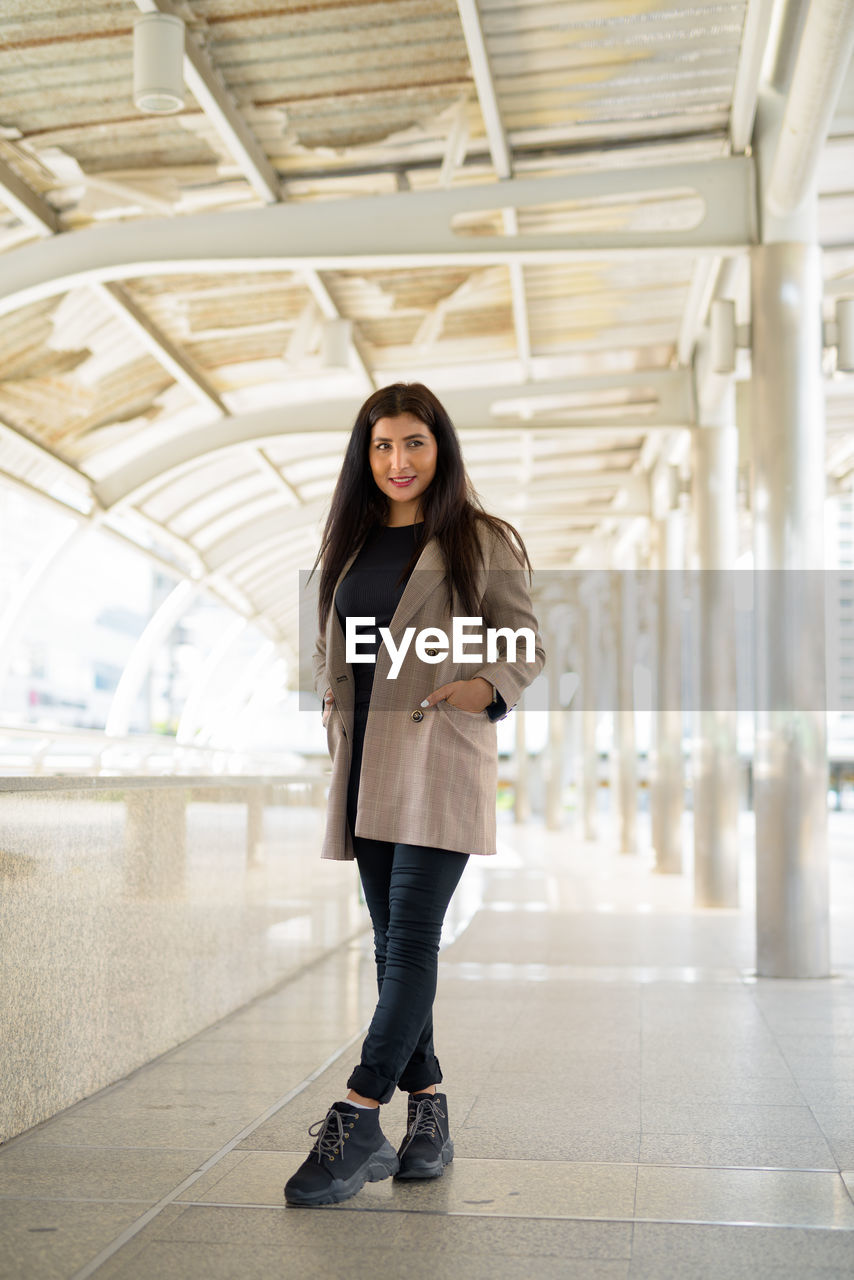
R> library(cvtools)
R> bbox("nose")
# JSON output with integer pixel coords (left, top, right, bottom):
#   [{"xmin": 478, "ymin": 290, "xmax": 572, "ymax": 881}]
[{"xmin": 390, "ymin": 445, "xmax": 407, "ymax": 471}]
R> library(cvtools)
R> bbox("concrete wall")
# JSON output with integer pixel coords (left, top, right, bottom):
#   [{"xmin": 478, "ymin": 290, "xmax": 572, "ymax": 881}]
[{"xmin": 0, "ymin": 777, "xmax": 364, "ymax": 1143}]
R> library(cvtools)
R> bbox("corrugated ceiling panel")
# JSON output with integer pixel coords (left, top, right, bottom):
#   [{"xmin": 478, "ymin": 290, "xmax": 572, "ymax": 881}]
[
  {"xmin": 141, "ymin": 454, "xmax": 261, "ymax": 523},
  {"xmin": 196, "ymin": 0, "xmax": 474, "ymax": 149},
  {"xmin": 169, "ymin": 474, "xmax": 275, "ymax": 539},
  {"xmin": 481, "ymin": 0, "xmax": 746, "ymax": 139}
]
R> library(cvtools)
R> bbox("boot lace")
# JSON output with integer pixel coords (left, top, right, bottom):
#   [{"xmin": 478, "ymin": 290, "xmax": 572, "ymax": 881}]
[
  {"xmin": 402, "ymin": 1095, "xmax": 444, "ymax": 1152},
  {"xmin": 307, "ymin": 1108, "xmax": 354, "ymax": 1164}
]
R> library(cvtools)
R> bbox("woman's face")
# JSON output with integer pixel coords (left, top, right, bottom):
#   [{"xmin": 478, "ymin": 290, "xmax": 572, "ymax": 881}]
[{"xmin": 369, "ymin": 412, "xmax": 437, "ymax": 522}]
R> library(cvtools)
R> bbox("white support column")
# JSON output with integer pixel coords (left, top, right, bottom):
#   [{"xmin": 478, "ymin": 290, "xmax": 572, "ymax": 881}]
[
  {"xmin": 514, "ymin": 705, "xmax": 531, "ymax": 823},
  {"xmin": 579, "ymin": 584, "xmax": 601, "ymax": 842},
  {"xmin": 651, "ymin": 464, "xmax": 686, "ymax": 874},
  {"xmin": 747, "ymin": 82, "xmax": 831, "ymax": 978},
  {"xmin": 613, "ymin": 553, "xmax": 638, "ymax": 856},
  {"xmin": 692, "ymin": 336, "xmax": 741, "ymax": 907},
  {"xmin": 544, "ymin": 615, "xmax": 566, "ymax": 831}
]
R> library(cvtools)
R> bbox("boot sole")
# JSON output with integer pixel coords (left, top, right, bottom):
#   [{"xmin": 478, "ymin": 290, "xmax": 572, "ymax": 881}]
[
  {"xmin": 395, "ymin": 1138, "xmax": 454, "ymax": 1181},
  {"xmin": 284, "ymin": 1140, "xmax": 399, "ymax": 1207}
]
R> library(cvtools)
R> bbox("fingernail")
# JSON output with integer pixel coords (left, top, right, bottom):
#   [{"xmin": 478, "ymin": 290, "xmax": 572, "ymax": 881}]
[{"xmin": 420, "ymin": 699, "xmax": 429, "ymax": 707}]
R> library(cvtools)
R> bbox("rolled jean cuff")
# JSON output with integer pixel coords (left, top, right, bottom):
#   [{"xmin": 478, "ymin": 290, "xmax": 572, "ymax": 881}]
[
  {"xmin": 346, "ymin": 1063, "xmax": 396, "ymax": 1105},
  {"xmin": 397, "ymin": 1056, "xmax": 442, "ymax": 1096}
]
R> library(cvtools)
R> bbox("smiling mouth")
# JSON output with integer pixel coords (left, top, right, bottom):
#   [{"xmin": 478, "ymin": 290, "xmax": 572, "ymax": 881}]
[{"xmin": 389, "ymin": 476, "xmax": 416, "ymax": 487}]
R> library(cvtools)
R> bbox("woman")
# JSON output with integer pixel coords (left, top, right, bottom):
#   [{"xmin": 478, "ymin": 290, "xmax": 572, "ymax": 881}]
[{"xmin": 284, "ymin": 383, "xmax": 545, "ymax": 1208}]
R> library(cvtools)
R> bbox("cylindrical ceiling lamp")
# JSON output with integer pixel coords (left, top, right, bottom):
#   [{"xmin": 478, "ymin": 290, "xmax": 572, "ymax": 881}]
[
  {"xmin": 837, "ymin": 298, "xmax": 854, "ymax": 373},
  {"xmin": 710, "ymin": 297, "xmax": 736, "ymax": 374},
  {"xmin": 321, "ymin": 318, "xmax": 353, "ymax": 368},
  {"xmin": 134, "ymin": 14, "xmax": 185, "ymax": 114}
]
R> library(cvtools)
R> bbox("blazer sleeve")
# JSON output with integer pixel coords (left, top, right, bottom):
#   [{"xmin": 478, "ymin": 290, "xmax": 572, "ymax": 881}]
[{"xmin": 471, "ymin": 531, "xmax": 546, "ymax": 720}]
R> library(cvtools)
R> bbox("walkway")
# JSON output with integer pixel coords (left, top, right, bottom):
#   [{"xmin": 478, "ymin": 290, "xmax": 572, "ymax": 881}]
[{"xmin": 2, "ymin": 810, "xmax": 854, "ymax": 1279}]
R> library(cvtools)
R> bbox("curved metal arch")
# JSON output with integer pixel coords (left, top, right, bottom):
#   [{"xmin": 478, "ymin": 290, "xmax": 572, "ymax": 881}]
[
  {"xmin": 94, "ymin": 405, "xmax": 354, "ymax": 509},
  {"xmin": 204, "ymin": 501, "xmax": 329, "ymax": 576},
  {"xmin": 92, "ymin": 373, "xmax": 694, "ymax": 511},
  {"xmin": 0, "ymin": 160, "xmax": 755, "ymax": 321},
  {"xmin": 236, "ymin": 549, "xmax": 313, "ymax": 597}
]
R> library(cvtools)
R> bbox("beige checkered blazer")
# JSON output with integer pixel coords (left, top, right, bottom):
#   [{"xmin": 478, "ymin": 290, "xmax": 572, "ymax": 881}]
[{"xmin": 312, "ymin": 523, "xmax": 545, "ymax": 860}]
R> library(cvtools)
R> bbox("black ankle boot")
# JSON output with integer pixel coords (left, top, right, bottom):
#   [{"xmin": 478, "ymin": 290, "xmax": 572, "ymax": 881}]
[
  {"xmin": 284, "ymin": 1101, "xmax": 399, "ymax": 1207},
  {"xmin": 395, "ymin": 1091, "xmax": 453, "ymax": 1180}
]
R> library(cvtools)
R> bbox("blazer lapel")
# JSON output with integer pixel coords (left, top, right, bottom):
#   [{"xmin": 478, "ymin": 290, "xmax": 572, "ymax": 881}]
[
  {"xmin": 326, "ymin": 533, "xmax": 446, "ymax": 669},
  {"xmin": 387, "ymin": 537, "xmax": 445, "ymax": 638}
]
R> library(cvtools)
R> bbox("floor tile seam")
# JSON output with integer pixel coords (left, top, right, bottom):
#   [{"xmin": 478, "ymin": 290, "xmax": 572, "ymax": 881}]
[
  {"xmin": 157, "ymin": 1204, "xmax": 854, "ymax": 1232},
  {"xmin": 439, "ymin": 971, "xmax": 748, "ymax": 986},
  {"xmin": 65, "ymin": 1025, "xmax": 369, "ymax": 1280},
  {"xmin": 634, "ymin": 1161, "xmax": 847, "ymax": 1175},
  {"xmin": 807, "ymin": 1107, "xmax": 848, "ymax": 1173},
  {"xmin": 0, "ymin": 1152, "xmax": 220, "ymax": 1162},
  {"xmin": 0, "ymin": 1195, "xmax": 156, "ymax": 1205},
  {"xmin": 745, "ymin": 983, "xmax": 811, "ymax": 1113},
  {"xmin": 201, "ymin": 1153, "xmax": 846, "ymax": 1173},
  {"xmin": 642, "ymin": 1104, "xmax": 840, "ymax": 1116}
]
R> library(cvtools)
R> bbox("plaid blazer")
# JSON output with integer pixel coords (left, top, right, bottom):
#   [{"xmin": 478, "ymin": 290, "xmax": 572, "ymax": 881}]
[{"xmin": 312, "ymin": 523, "xmax": 545, "ymax": 859}]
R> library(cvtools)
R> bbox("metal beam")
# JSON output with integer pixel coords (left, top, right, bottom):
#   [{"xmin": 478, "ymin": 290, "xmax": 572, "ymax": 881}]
[
  {"xmin": 454, "ymin": 0, "xmax": 532, "ymax": 373},
  {"xmin": 503, "ymin": 208, "xmax": 532, "ymax": 377},
  {"xmin": 93, "ymin": 282, "xmax": 227, "ymax": 416},
  {"xmin": 254, "ymin": 447, "xmax": 302, "ymax": 506},
  {"xmin": 204, "ymin": 502, "xmax": 328, "ymax": 574},
  {"xmin": 105, "ymin": 580, "xmax": 198, "ymax": 737},
  {"xmin": 0, "ymin": 418, "xmax": 95, "ymax": 498},
  {"xmin": 0, "ymin": 155, "xmax": 61, "ymax": 235},
  {"xmin": 0, "ymin": 161, "xmax": 233, "ymax": 426},
  {"xmin": 92, "ymin": 372, "xmax": 694, "ymax": 509},
  {"xmin": 302, "ymin": 270, "xmax": 376, "ymax": 391},
  {"xmin": 0, "ymin": 160, "xmax": 757, "ymax": 319},
  {"xmin": 0, "ymin": 450, "xmax": 273, "ymax": 639},
  {"xmin": 730, "ymin": 0, "xmax": 778, "ymax": 153},
  {"xmin": 765, "ymin": 0, "xmax": 854, "ymax": 218},
  {"xmin": 455, "ymin": 0, "xmax": 512, "ymax": 180},
  {"xmin": 133, "ymin": 4, "xmax": 376, "ymax": 393},
  {"xmin": 439, "ymin": 97, "xmax": 470, "ymax": 187}
]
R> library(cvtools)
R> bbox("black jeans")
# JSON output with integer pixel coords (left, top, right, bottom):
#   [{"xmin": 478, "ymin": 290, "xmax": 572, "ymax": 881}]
[{"xmin": 347, "ymin": 703, "xmax": 469, "ymax": 1104}]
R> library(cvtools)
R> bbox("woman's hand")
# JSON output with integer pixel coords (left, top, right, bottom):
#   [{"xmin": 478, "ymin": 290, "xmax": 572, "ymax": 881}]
[
  {"xmin": 421, "ymin": 677, "xmax": 493, "ymax": 715},
  {"xmin": 321, "ymin": 688, "xmax": 334, "ymax": 726}
]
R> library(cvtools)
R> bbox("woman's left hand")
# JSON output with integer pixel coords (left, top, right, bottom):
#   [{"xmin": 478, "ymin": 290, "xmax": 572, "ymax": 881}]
[{"xmin": 421, "ymin": 677, "xmax": 493, "ymax": 714}]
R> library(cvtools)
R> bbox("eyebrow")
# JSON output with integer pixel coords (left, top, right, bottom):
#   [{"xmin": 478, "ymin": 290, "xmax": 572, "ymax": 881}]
[{"xmin": 371, "ymin": 432, "xmax": 429, "ymax": 442}]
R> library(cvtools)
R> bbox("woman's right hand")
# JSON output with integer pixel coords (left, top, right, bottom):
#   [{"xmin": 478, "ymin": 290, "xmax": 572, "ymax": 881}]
[{"xmin": 321, "ymin": 688, "xmax": 334, "ymax": 727}]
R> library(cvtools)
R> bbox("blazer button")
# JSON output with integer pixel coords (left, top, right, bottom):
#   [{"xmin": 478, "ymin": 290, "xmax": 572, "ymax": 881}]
[
  {"xmin": 411, "ymin": 709, "xmax": 424, "ymax": 722},
  {"xmin": 425, "ymin": 648, "xmax": 439, "ymax": 657}
]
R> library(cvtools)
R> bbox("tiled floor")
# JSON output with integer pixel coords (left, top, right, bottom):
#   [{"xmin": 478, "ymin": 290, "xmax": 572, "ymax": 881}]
[{"xmin": 2, "ymin": 808, "xmax": 854, "ymax": 1279}]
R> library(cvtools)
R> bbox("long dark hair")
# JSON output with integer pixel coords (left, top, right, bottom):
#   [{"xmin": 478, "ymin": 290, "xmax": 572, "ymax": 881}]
[{"xmin": 311, "ymin": 382, "xmax": 532, "ymax": 630}]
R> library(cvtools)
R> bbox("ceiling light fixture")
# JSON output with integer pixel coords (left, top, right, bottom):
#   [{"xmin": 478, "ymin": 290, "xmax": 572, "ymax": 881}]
[{"xmin": 133, "ymin": 14, "xmax": 185, "ymax": 115}]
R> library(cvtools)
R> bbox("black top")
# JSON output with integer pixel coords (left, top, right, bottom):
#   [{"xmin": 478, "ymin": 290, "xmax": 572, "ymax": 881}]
[
  {"xmin": 334, "ymin": 521, "xmax": 508, "ymax": 719},
  {"xmin": 335, "ymin": 522, "xmax": 421, "ymax": 707}
]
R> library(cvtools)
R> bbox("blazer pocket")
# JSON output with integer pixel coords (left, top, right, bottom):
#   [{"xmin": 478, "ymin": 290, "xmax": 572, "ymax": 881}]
[{"xmin": 438, "ymin": 699, "xmax": 485, "ymax": 720}]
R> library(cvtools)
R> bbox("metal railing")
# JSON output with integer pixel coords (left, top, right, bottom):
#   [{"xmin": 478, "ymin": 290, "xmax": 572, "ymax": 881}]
[{"xmin": 0, "ymin": 722, "xmax": 313, "ymax": 778}]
